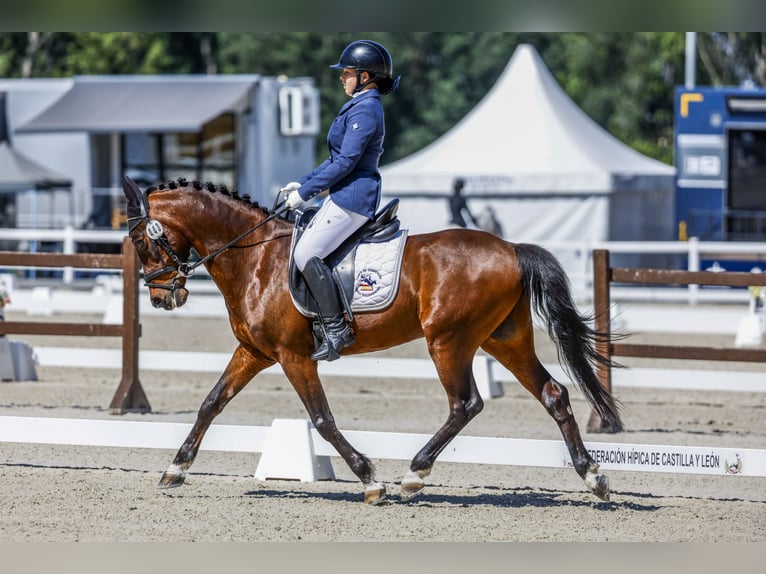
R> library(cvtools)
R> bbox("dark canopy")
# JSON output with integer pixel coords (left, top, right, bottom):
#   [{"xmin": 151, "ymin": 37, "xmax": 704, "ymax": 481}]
[{"xmin": 16, "ymin": 76, "xmax": 258, "ymax": 133}]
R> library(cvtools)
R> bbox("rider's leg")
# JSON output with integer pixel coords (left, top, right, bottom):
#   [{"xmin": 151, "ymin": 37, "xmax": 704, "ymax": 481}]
[
  {"xmin": 302, "ymin": 256, "xmax": 355, "ymax": 361},
  {"xmin": 294, "ymin": 198, "xmax": 368, "ymax": 361}
]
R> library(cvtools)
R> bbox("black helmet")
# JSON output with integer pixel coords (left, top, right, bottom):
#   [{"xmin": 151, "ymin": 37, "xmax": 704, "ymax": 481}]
[
  {"xmin": 330, "ymin": 40, "xmax": 400, "ymax": 95},
  {"xmin": 331, "ymin": 40, "xmax": 393, "ymax": 78}
]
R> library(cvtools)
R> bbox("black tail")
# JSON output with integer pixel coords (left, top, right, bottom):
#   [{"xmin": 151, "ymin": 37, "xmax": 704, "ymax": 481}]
[{"xmin": 515, "ymin": 243, "xmax": 622, "ymax": 429}]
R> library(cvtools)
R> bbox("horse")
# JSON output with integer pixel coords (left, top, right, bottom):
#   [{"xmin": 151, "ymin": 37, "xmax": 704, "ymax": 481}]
[{"xmin": 122, "ymin": 176, "xmax": 622, "ymax": 505}]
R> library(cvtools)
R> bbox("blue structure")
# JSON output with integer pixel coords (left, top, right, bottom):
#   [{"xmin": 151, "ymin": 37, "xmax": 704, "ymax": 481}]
[{"xmin": 675, "ymin": 85, "xmax": 766, "ymax": 242}]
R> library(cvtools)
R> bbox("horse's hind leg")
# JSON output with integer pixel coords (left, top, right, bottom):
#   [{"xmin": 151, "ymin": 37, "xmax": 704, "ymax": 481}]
[
  {"xmin": 539, "ymin": 375, "xmax": 609, "ymax": 500},
  {"xmin": 482, "ymin": 317, "xmax": 610, "ymax": 501},
  {"xmin": 159, "ymin": 345, "xmax": 267, "ymax": 488}
]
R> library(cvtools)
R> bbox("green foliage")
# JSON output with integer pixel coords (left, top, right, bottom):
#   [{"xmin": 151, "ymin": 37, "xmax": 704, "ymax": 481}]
[{"xmin": 1, "ymin": 32, "xmax": 762, "ymax": 168}]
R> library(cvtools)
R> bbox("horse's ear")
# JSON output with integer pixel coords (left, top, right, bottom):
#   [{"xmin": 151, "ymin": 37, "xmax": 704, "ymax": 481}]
[{"xmin": 122, "ymin": 176, "xmax": 148, "ymax": 230}]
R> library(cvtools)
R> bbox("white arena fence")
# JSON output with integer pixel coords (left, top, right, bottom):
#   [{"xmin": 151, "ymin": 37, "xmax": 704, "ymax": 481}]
[
  {"xmin": 0, "ymin": 226, "xmax": 764, "ymax": 304},
  {"xmin": 29, "ymin": 347, "xmax": 766, "ymax": 396},
  {"xmin": 4, "ymin": 346, "xmax": 766, "ymax": 482},
  {"xmin": 0, "ymin": 415, "xmax": 764, "ymax": 482},
  {"xmin": 9, "ymin": 337, "xmax": 766, "ymax": 483}
]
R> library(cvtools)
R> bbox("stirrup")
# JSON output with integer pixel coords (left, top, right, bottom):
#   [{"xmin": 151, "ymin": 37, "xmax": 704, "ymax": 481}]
[
  {"xmin": 311, "ymin": 341, "xmax": 338, "ymax": 362},
  {"xmin": 311, "ymin": 321, "xmax": 355, "ymax": 362}
]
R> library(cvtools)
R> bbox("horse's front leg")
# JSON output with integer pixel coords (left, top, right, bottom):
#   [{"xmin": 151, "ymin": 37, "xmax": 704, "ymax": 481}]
[
  {"xmin": 159, "ymin": 345, "xmax": 270, "ymax": 488},
  {"xmin": 281, "ymin": 357, "xmax": 386, "ymax": 504}
]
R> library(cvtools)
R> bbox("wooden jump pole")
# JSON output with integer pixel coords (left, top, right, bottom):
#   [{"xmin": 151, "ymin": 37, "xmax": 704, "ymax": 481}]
[
  {"xmin": 0, "ymin": 238, "xmax": 149, "ymax": 414},
  {"xmin": 588, "ymin": 249, "xmax": 622, "ymax": 433},
  {"xmin": 109, "ymin": 236, "xmax": 150, "ymax": 414}
]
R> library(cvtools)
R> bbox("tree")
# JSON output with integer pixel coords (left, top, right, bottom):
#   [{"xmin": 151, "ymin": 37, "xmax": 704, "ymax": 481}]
[
  {"xmin": 2, "ymin": 32, "xmax": 764, "ymax": 168},
  {"xmin": 697, "ymin": 32, "xmax": 766, "ymax": 86},
  {"xmin": 545, "ymin": 33, "xmax": 685, "ymax": 164}
]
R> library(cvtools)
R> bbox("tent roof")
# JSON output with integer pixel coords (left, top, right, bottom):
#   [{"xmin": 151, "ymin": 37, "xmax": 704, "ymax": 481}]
[
  {"xmin": 15, "ymin": 75, "xmax": 259, "ymax": 133},
  {"xmin": 381, "ymin": 44, "xmax": 675, "ymax": 195},
  {"xmin": 0, "ymin": 141, "xmax": 71, "ymax": 190}
]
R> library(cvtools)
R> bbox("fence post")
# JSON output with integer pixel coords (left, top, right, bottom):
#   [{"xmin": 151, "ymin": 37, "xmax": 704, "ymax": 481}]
[
  {"xmin": 579, "ymin": 240, "xmax": 590, "ymax": 303},
  {"xmin": 587, "ymin": 249, "xmax": 622, "ymax": 433},
  {"xmin": 62, "ymin": 225, "xmax": 74, "ymax": 284},
  {"xmin": 688, "ymin": 236, "xmax": 699, "ymax": 305},
  {"xmin": 109, "ymin": 237, "xmax": 150, "ymax": 414}
]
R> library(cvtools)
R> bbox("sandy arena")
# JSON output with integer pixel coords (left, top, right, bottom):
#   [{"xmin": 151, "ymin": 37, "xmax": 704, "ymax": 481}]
[{"xmin": 0, "ymin": 309, "xmax": 764, "ymax": 542}]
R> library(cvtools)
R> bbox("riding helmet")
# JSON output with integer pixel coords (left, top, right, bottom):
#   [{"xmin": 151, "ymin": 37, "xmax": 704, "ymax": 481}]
[
  {"xmin": 330, "ymin": 40, "xmax": 400, "ymax": 94},
  {"xmin": 331, "ymin": 40, "xmax": 393, "ymax": 77}
]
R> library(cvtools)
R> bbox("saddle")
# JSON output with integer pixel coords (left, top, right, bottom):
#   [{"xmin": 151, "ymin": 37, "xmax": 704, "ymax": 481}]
[{"xmin": 289, "ymin": 199, "xmax": 403, "ymax": 319}]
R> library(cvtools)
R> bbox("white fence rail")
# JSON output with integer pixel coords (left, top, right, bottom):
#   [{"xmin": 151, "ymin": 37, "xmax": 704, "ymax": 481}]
[
  {"xmin": 0, "ymin": 227, "xmax": 764, "ymax": 304},
  {"xmin": 32, "ymin": 346, "xmax": 766, "ymax": 394},
  {"xmin": 1, "ymin": 416, "xmax": 764, "ymax": 481}
]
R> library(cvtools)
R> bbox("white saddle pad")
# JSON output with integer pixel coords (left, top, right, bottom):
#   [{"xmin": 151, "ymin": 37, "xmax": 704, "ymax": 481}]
[{"xmin": 348, "ymin": 230, "xmax": 408, "ymax": 312}]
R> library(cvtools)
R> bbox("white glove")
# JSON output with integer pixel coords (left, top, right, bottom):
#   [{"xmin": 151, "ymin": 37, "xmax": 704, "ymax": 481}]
[
  {"xmin": 280, "ymin": 181, "xmax": 301, "ymax": 197},
  {"xmin": 285, "ymin": 190, "xmax": 304, "ymax": 209}
]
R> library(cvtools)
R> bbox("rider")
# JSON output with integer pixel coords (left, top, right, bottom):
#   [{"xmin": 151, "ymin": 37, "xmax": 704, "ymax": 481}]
[{"xmin": 281, "ymin": 39, "xmax": 400, "ymax": 362}]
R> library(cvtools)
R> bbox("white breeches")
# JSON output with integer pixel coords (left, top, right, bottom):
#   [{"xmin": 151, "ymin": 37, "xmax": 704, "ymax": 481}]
[{"xmin": 293, "ymin": 197, "xmax": 369, "ymax": 271}]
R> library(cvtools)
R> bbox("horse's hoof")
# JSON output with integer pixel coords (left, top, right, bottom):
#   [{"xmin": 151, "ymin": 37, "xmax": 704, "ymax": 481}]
[
  {"xmin": 400, "ymin": 470, "xmax": 426, "ymax": 500},
  {"xmin": 584, "ymin": 465, "xmax": 610, "ymax": 501},
  {"xmin": 592, "ymin": 474, "xmax": 610, "ymax": 501},
  {"xmin": 364, "ymin": 482, "xmax": 387, "ymax": 505},
  {"xmin": 400, "ymin": 482, "xmax": 425, "ymax": 501},
  {"xmin": 158, "ymin": 471, "xmax": 186, "ymax": 489}
]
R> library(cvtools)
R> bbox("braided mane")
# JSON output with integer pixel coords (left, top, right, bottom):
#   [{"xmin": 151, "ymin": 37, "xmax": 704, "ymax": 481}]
[{"xmin": 145, "ymin": 177, "xmax": 282, "ymax": 217}]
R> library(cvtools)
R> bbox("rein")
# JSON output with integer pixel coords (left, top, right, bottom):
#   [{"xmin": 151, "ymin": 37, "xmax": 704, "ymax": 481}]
[
  {"xmin": 181, "ymin": 203, "xmax": 289, "ymax": 274},
  {"xmin": 131, "ymin": 201, "xmax": 288, "ymax": 292}
]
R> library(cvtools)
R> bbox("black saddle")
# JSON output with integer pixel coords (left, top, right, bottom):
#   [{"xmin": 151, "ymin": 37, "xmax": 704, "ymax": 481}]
[{"xmin": 289, "ymin": 199, "xmax": 401, "ymax": 319}]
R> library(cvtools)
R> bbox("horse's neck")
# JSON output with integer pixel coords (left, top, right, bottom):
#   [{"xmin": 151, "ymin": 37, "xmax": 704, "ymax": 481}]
[
  {"xmin": 175, "ymin": 195, "xmax": 261, "ymax": 250},
  {"xmin": 176, "ymin": 195, "xmax": 290, "ymax": 281},
  {"xmin": 187, "ymin": 213, "xmax": 254, "ymax": 255}
]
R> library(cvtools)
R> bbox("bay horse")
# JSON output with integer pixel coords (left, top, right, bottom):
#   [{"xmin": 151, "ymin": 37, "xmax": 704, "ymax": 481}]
[{"xmin": 122, "ymin": 176, "xmax": 622, "ymax": 504}]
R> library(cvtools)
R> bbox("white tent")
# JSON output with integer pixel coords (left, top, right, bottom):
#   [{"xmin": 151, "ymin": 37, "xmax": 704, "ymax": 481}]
[{"xmin": 380, "ymin": 44, "xmax": 676, "ymax": 253}]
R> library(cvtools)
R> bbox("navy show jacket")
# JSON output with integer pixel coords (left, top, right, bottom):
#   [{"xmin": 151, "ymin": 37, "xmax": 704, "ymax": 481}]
[{"xmin": 297, "ymin": 89, "xmax": 384, "ymax": 219}]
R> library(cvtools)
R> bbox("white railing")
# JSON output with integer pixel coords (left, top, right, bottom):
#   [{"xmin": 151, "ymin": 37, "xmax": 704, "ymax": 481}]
[
  {"xmin": 534, "ymin": 236, "xmax": 765, "ymax": 304},
  {"xmin": 1, "ymin": 227, "xmax": 763, "ymax": 304},
  {"xmin": 0, "ymin": 226, "xmax": 125, "ymax": 283},
  {"xmin": 0, "ymin": 225, "xmax": 123, "ymax": 248}
]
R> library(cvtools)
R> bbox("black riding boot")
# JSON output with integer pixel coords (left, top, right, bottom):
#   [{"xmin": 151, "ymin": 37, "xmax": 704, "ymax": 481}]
[{"xmin": 302, "ymin": 256, "xmax": 355, "ymax": 361}]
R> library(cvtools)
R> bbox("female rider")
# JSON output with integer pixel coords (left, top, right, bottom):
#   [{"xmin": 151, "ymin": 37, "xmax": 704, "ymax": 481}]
[{"xmin": 281, "ymin": 39, "xmax": 399, "ymax": 361}]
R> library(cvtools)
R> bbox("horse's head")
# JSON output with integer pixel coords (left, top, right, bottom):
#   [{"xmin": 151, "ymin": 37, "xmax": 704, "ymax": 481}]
[{"xmin": 122, "ymin": 176, "xmax": 191, "ymax": 310}]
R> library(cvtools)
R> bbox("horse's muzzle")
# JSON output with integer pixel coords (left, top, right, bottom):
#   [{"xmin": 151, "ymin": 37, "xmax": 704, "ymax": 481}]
[{"xmin": 150, "ymin": 286, "xmax": 189, "ymax": 310}]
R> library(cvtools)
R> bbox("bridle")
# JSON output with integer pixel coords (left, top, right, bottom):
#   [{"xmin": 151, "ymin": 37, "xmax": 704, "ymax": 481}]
[{"xmin": 128, "ymin": 200, "xmax": 288, "ymax": 294}]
